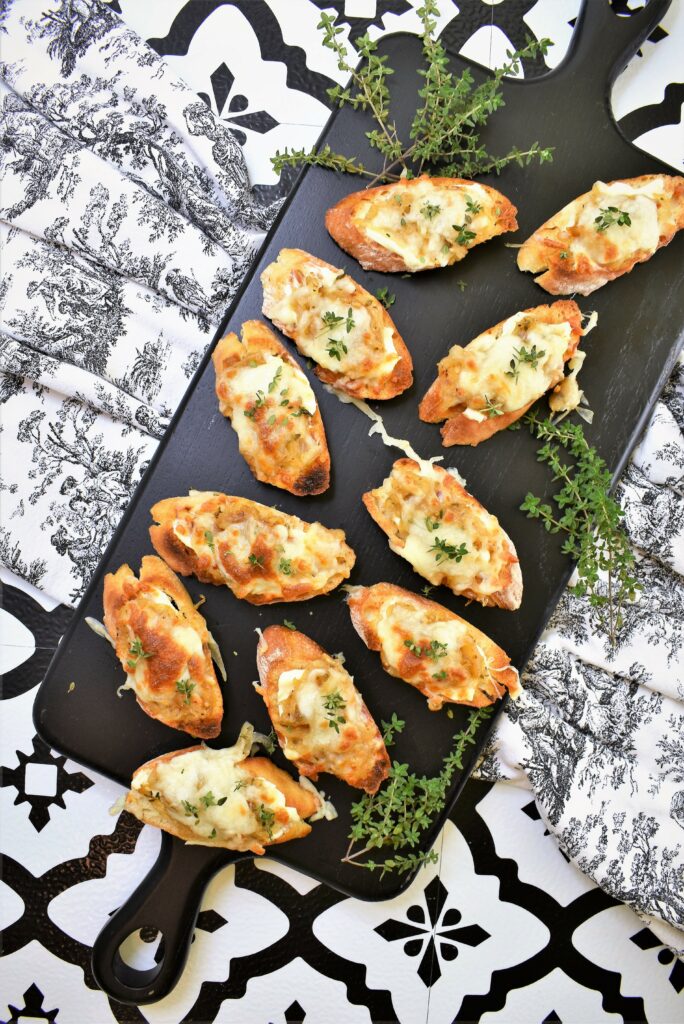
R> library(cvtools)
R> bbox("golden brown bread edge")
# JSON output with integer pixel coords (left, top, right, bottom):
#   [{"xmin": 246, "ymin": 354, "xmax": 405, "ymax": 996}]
[
  {"xmin": 261, "ymin": 248, "xmax": 413, "ymax": 400},
  {"xmin": 347, "ymin": 582, "xmax": 519, "ymax": 709},
  {"xmin": 325, "ymin": 175, "xmax": 518, "ymax": 272},
  {"xmin": 125, "ymin": 745, "xmax": 318, "ymax": 854},
  {"xmin": 255, "ymin": 624, "xmax": 390, "ymax": 794},
  {"xmin": 362, "ymin": 458, "xmax": 523, "ymax": 611},
  {"xmin": 517, "ymin": 174, "xmax": 684, "ymax": 296},
  {"xmin": 418, "ymin": 300, "xmax": 583, "ymax": 446},
  {"xmin": 103, "ymin": 555, "xmax": 223, "ymax": 739},
  {"xmin": 149, "ymin": 492, "xmax": 356, "ymax": 604},
  {"xmin": 212, "ymin": 320, "xmax": 331, "ymax": 496}
]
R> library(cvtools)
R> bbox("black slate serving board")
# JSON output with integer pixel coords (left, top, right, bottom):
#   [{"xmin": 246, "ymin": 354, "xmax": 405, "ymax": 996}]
[{"xmin": 33, "ymin": 0, "xmax": 683, "ymax": 1005}]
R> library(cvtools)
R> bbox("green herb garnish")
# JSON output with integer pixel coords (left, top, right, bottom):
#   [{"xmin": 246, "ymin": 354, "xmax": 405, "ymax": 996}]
[
  {"xmin": 421, "ymin": 201, "xmax": 440, "ymax": 219},
  {"xmin": 322, "ymin": 689, "xmax": 347, "ymax": 733},
  {"xmin": 268, "ymin": 365, "xmax": 283, "ymax": 393},
  {"xmin": 176, "ymin": 678, "xmax": 195, "ymax": 704},
  {"xmin": 248, "ymin": 553, "xmax": 264, "ymax": 567},
  {"xmin": 342, "ymin": 707, "xmax": 492, "ymax": 875},
  {"xmin": 403, "ymin": 639, "xmax": 448, "ymax": 661},
  {"xmin": 256, "ymin": 803, "xmax": 276, "ymax": 839},
  {"xmin": 484, "ymin": 395, "xmax": 503, "ymax": 418},
  {"xmin": 594, "ymin": 206, "xmax": 632, "ymax": 233},
  {"xmin": 127, "ymin": 637, "xmax": 152, "ymax": 671},
  {"xmin": 327, "ymin": 337, "xmax": 348, "ymax": 361},
  {"xmin": 279, "ymin": 557, "xmax": 293, "ymax": 575},
  {"xmin": 520, "ymin": 412, "xmax": 640, "ymax": 647},
  {"xmin": 182, "ymin": 800, "xmax": 199, "ymax": 819},
  {"xmin": 429, "ymin": 537, "xmax": 468, "ymax": 563},
  {"xmin": 375, "ymin": 287, "xmax": 396, "ymax": 309},
  {"xmin": 200, "ymin": 791, "xmax": 216, "ymax": 808},
  {"xmin": 271, "ymin": 5, "xmax": 552, "ymax": 184},
  {"xmin": 283, "ymin": 619, "xmax": 296, "ymax": 631}
]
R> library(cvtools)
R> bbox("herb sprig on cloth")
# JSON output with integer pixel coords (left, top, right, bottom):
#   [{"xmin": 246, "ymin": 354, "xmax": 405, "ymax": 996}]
[
  {"xmin": 520, "ymin": 412, "xmax": 640, "ymax": 647},
  {"xmin": 272, "ymin": 1, "xmax": 553, "ymax": 184},
  {"xmin": 342, "ymin": 707, "xmax": 492, "ymax": 876}
]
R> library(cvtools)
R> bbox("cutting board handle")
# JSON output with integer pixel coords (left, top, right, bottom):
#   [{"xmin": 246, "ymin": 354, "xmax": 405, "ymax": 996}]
[
  {"xmin": 558, "ymin": 0, "xmax": 671, "ymax": 84},
  {"xmin": 91, "ymin": 834, "xmax": 241, "ymax": 1005}
]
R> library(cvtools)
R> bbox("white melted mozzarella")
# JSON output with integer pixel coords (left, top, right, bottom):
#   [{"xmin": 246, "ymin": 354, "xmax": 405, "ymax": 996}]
[
  {"xmin": 229, "ymin": 353, "xmax": 317, "ymax": 415},
  {"xmin": 353, "ymin": 181, "xmax": 492, "ymax": 270},
  {"xmin": 456, "ymin": 312, "xmax": 573, "ymax": 414},
  {"xmin": 134, "ymin": 745, "xmax": 297, "ymax": 842}
]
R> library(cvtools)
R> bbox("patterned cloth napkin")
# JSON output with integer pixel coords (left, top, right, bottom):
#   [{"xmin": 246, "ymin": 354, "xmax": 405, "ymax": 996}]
[{"xmin": 1, "ymin": 0, "xmax": 682, "ymax": 953}]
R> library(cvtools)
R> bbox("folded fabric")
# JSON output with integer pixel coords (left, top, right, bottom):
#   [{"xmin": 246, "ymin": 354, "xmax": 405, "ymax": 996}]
[
  {"xmin": 0, "ymin": 0, "xmax": 277, "ymax": 602},
  {"xmin": 476, "ymin": 360, "xmax": 684, "ymax": 951}
]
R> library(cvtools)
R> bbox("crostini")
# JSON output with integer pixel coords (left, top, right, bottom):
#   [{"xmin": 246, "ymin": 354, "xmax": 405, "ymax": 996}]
[
  {"xmin": 347, "ymin": 583, "xmax": 520, "ymax": 710},
  {"xmin": 255, "ymin": 625, "xmax": 390, "ymax": 794},
  {"xmin": 517, "ymin": 174, "xmax": 684, "ymax": 296},
  {"xmin": 150, "ymin": 490, "xmax": 355, "ymax": 605},
  {"xmin": 125, "ymin": 723, "xmax": 321, "ymax": 853},
  {"xmin": 212, "ymin": 320, "xmax": 330, "ymax": 496},
  {"xmin": 419, "ymin": 300, "xmax": 584, "ymax": 446},
  {"xmin": 261, "ymin": 248, "xmax": 412, "ymax": 400},
  {"xmin": 326, "ymin": 175, "xmax": 518, "ymax": 273},
  {"xmin": 362, "ymin": 459, "xmax": 522, "ymax": 610},
  {"xmin": 103, "ymin": 556, "xmax": 223, "ymax": 738}
]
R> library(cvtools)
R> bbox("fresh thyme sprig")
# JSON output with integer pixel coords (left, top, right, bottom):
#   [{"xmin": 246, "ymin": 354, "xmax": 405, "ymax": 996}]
[
  {"xmin": 520, "ymin": 412, "xmax": 640, "ymax": 647},
  {"xmin": 342, "ymin": 707, "xmax": 493, "ymax": 876},
  {"xmin": 272, "ymin": 2, "xmax": 553, "ymax": 184}
]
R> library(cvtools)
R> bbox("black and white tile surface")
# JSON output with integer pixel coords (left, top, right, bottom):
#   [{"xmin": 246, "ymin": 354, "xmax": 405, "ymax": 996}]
[{"xmin": 1, "ymin": 1, "xmax": 683, "ymax": 1020}]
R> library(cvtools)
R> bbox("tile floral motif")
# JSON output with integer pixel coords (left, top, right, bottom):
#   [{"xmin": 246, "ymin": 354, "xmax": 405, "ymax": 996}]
[
  {"xmin": 630, "ymin": 927, "xmax": 684, "ymax": 993},
  {"xmin": 5, "ymin": 983, "xmax": 58, "ymax": 1024},
  {"xmin": 375, "ymin": 875, "xmax": 489, "ymax": 987},
  {"xmin": 0, "ymin": 735, "xmax": 93, "ymax": 831}
]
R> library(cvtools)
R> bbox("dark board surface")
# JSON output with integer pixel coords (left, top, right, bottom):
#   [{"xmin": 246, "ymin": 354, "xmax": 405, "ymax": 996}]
[{"xmin": 33, "ymin": 0, "xmax": 683, "ymax": 1004}]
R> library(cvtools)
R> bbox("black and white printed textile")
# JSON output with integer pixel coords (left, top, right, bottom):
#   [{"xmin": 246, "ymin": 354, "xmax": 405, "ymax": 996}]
[{"xmin": 1, "ymin": 1, "xmax": 683, "ymax": 1021}]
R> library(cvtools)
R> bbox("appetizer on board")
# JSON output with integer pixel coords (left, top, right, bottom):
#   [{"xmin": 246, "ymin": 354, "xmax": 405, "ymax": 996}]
[
  {"xmin": 255, "ymin": 625, "xmax": 390, "ymax": 794},
  {"xmin": 363, "ymin": 459, "xmax": 522, "ymax": 610},
  {"xmin": 347, "ymin": 583, "xmax": 520, "ymax": 710},
  {"xmin": 103, "ymin": 556, "xmax": 224, "ymax": 739},
  {"xmin": 212, "ymin": 320, "xmax": 330, "ymax": 496},
  {"xmin": 125, "ymin": 724, "xmax": 322, "ymax": 854},
  {"xmin": 419, "ymin": 300, "xmax": 584, "ymax": 446},
  {"xmin": 517, "ymin": 174, "xmax": 684, "ymax": 296},
  {"xmin": 326, "ymin": 175, "xmax": 518, "ymax": 273},
  {"xmin": 261, "ymin": 248, "xmax": 413, "ymax": 399},
  {"xmin": 150, "ymin": 490, "xmax": 355, "ymax": 605}
]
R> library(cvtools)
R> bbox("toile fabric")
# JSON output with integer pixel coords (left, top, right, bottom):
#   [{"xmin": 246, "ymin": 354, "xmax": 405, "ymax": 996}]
[
  {"xmin": 476, "ymin": 359, "xmax": 684, "ymax": 952},
  {"xmin": 0, "ymin": 0, "xmax": 278, "ymax": 604},
  {"xmin": 0, "ymin": 0, "xmax": 682, "ymax": 958}
]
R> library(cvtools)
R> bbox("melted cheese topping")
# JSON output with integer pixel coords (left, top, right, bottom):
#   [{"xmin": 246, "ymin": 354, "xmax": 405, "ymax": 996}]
[
  {"xmin": 167, "ymin": 492, "xmax": 353, "ymax": 602},
  {"xmin": 352, "ymin": 180, "xmax": 494, "ymax": 270},
  {"xmin": 556, "ymin": 177, "xmax": 665, "ymax": 266},
  {"xmin": 262, "ymin": 255, "xmax": 399, "ymax": 378},
  {"xmin": 118, "ymin": 585, "xmax": 210, "ymax": 713},
  {"xmin": 229, "ymin": 354, "xmax": 317, "ymax": 416},
  {"xmin": 367, "ymin": 462, "xmax": 513, "ymax": 599},
  {"xmin": 373, "ymin": 593, "xmax": 505, "ymax": 706},
  {"xmin": 447, "ymin": 312, "xmax": 574, "ymax": 415},
  {"xmin": 274, "ymin": 659, "xmax": 366, "ymax": 765},
  {"xmin": 133, "ymin": 745, "xmax": 298, "ymax": 843}
]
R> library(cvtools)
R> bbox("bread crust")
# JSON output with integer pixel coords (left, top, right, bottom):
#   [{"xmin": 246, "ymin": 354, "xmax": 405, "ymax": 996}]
[
  {"xmin": 212, "ymin": 320, "xmax": 331, "ymax": 495},
  {"xmin": 255, "ymin": 625, "xmax": 390, "ymax": 794},
  {"xmin": 325, "ymin": 175, "xmax": 518, "ymax": 272},
  {"xmin": 103, "ymin": 555, "xmax": 223, "ymax": 738},
  {"xmin": 261, "ymin": 248, "xmax": 412, "ymax": 400},
  {"xmin": 149, "ymin": 491, "xmax": 355, "ymax": 604},
  {"xmin": 126, "ymin": 745, "xmax": 317, "ymax": 854},
  {"xmin": 347, "ymin": 582, "xmax": 520, "ymax": 709},
  {"xmin": 362, "ymin": 459, "xmax": 522, "ymax": 610},
  {"xmin": 419, "ymin": 300, "xmax": 583, "ymax": 446},
  {"xmin": 517, "ymin": 174, "xmax": 684, "ymax": 296}
]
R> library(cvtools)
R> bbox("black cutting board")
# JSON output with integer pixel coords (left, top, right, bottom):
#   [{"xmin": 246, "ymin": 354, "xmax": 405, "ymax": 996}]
[{"xmin": 33, "ymin": 0, "xmax": 683, "ymax": 1005}]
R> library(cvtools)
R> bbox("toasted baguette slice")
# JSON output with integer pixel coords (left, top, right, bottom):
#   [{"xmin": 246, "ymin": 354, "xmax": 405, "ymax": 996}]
[
  {"xmin": 103, "ymin": 556, "xmax": 223, "ymax": 738},
  {"xmin": 517, "ymin": 174, "xmax": 684, "ymax": 296},
  {"xmin": 419, "ymin": 300, "xmax": 584, "ymax": 446},
  {"xmin": 347, "ymin": 583, "xmax": 520, "ymax": 710},
  {"xmin": 261, "ymin": 248, "xmax": 412, "ymax": 400},
  {"xmin": 326, "ymin": 175, "xmax": 517, "ymax": 273},
  {"xmin": 212, "ymin": 320, "xmax": 330, "ymax": 496},
  {"xmin": 150, "ymin": 490, "xmax": 355, "ymax": 605},
  {"xmin": 255, "ymin": 625, "xmax": 390, "ymax": 794},
  {"xmin": 363, "ymin": 459, "xmax": 522, "ymax": 610},
  {"xmin": 125, "ymin": 723, "xmax": 321, "ymax": 854}
]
